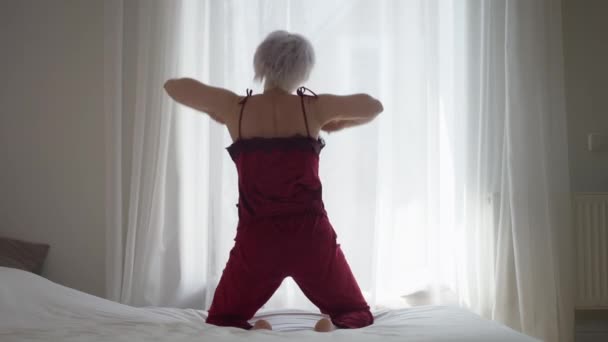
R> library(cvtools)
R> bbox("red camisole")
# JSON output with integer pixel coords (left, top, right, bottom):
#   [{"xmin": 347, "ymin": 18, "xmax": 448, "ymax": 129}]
[{"xmin": 226, "ymin": 87, "xmax": 327, "ymax": 222}]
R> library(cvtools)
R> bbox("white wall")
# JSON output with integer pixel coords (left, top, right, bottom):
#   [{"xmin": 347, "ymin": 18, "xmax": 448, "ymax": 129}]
[
  {"xmin": 0, "ymin": 0, "xmax": 106, "ymax": 297},
  {"xmin": 563, "ymin": 0, "xmax": 608, "ymax": 192}
]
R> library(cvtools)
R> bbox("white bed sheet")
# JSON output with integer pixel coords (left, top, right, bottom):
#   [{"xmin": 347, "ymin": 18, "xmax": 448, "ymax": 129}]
[{"xmin": 0, "ymin": 267, "xmax": 539, "ymax": 341}]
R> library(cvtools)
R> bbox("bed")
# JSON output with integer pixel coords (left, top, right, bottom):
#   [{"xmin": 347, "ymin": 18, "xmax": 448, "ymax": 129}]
[{"xmin": 0, "ymin": 266, "xmax": 539, "ymax": 342}]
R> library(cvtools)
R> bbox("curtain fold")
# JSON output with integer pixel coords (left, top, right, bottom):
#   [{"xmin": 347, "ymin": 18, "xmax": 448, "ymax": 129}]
[
  {"xmin": 103, "ymin": 0, "xmax": 124, "ymax": 303},
  {"xmin": 106, "ymin": 1, "xmax": 573, "ymax": 341},
  {"xmin": 118, "ymin": 0, "xmax": 183, "ymax": 306}
]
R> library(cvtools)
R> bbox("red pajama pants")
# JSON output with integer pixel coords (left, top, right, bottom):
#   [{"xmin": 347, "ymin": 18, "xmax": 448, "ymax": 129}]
[{"xmin": 206, "ymin": 214, "xmax": 373, "ymax": 330}]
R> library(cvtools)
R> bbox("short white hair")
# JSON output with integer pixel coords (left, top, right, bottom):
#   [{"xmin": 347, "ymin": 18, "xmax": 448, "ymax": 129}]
[{"xmin": 253, "ymin": 30, "xmax": 315, "ymax": 92}]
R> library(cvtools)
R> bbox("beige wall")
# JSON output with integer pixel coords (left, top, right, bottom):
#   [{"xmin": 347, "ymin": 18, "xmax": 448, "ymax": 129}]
[
  {"xmin": 563, "ymin": 0, "xmax": 608, "ymax": 192},
  {"xmin": 122, "ymin": 0, "xmax": 137, "ymax": 242},
  {"xmin": 0, "ymin": 0, "xmax": 106, "ymax": 297}
]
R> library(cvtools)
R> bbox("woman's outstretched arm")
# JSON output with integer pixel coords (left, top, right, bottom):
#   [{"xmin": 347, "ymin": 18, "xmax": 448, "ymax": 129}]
[
  {"xmin": 317, "ymin": 94, "xmax": 384, "ymax": 132},
  {"xmin": 321, "ymin": 116, "xmax": 376, "ymax": 133},
  {"xmin": 163, "ymin": 78, "xmax": 239, "ymax": 124}
]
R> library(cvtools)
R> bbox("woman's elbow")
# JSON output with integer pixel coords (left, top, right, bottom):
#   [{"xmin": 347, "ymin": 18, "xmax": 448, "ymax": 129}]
[
  {"xmin": 164, "ymin": 79, "xmax": 187, "ymax": 102},
  {"xmin": 368, "ymin": 95, "xmax": 383, "ymax": 116},
  {"xmin": 374, "ymin": 98, "xmax": 384, "ymax": 115},
  {"xmin": 164, "ymin": 79, "xmax": 179, "ymax": 92}
]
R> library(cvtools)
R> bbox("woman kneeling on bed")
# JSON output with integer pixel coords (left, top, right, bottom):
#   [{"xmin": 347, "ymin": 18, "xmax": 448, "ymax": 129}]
[{"xmin": 164, "ymin": 30, "xmax": 383, "ymax": 332}]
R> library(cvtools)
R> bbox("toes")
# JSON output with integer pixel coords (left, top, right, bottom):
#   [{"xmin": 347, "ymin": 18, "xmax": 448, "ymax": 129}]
[
  {"xmin": 314, "ymin": 318, "xmax": 334, "ymax": 332},
  {"xmin": 252, "ymin": 319, "xmax": 272, "ymax": 330}
]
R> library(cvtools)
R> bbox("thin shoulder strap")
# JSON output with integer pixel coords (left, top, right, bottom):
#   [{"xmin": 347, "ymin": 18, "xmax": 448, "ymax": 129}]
[
  {"xmin": 296, "ymin": 86, "xmax": 318, "ymax": 138},
  {"xmin": 237, "ymin": 89, "xmax": 253, "ymax": 139}
]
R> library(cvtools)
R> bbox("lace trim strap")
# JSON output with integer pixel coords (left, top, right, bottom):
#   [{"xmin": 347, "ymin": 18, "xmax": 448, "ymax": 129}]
[
  {"xmin": 237, "ymin": 89, "xmax": 254, "ymax": 139},
  {"xmin": 296, "ymin": 87, "xmax": 318, "ymax": 138}
]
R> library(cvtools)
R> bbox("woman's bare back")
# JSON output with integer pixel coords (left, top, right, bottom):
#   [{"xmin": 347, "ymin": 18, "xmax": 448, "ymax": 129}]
[
  {"xmin": 224, "ymin": 89, "xmax": 322, "ymax": 142},
  {"xmin": 163, "ymin": 78, "xmax": 384, "ymax": 136}
]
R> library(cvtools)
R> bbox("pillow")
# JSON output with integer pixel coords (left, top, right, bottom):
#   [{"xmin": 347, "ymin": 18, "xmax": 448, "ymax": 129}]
[{"xmin": 0, "ymin": 237, "xmax": 49, "ymax": 274}]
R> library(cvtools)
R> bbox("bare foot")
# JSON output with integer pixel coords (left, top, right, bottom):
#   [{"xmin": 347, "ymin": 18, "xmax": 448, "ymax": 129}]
[
  {"xmin": 252, "ymin": 319, "xmax": 272, "ymax": 330},
  {"xmin": 314, "ymin": 318, "xmax": 334, "ymax": 332}
]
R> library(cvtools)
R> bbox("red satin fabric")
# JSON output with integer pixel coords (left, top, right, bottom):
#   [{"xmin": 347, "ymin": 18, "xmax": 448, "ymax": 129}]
[
  {"xmin": 205, "ymin": 137, "xmax": 373, "ymax": 330},
  {"xmin": 227, "ymin": 135, "xmax": 327, "ymax": 221}
]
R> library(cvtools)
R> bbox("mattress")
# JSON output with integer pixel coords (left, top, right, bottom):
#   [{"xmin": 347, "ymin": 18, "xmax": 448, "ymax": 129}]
[{"xmin": 0, "ymin": 267, "xmax": 539, "ymax": 341}]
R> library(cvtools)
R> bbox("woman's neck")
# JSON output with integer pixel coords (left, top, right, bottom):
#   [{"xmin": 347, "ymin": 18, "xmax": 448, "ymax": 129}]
[{"xmin": 263, "ymin": 86, "xmax": 292, "ymax": 95}]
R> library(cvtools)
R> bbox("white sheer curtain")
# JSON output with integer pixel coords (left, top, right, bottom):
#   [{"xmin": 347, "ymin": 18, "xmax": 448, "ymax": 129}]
[{"xmin": 106, "ymin": 1, "xmax": 573, "ymax": 341}]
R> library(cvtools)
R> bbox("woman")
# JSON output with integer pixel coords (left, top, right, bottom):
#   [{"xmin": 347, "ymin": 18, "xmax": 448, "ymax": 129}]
[{"xmin": 164, "ymin": 30, "xmax": 383, "ymax": 332}]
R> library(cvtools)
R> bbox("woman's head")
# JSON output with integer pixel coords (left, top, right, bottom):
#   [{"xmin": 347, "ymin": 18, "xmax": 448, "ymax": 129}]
[{"xmin": 253, "ymin": 30, "xmax": 315, "ymax": 92}]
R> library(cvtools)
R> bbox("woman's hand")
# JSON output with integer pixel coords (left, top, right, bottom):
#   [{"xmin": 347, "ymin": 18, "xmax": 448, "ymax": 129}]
[
  {"xmin": 321, "ymin": 117, "xmax": 376, "ymax": 133},
  {"xmin": 321, "ymin": 120, "xmax": 347, "ymax": 133}
]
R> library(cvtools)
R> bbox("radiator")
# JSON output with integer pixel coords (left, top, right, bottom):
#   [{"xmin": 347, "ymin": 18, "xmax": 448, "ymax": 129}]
[{"xmin": 574, "ymin": 193, "xmax": 608, "ymax": 308}]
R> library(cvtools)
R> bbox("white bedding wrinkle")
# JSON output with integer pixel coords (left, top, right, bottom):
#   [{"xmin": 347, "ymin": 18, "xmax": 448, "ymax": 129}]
[{"xmin": 0, "ymin": 267, "xmax": 539, "ymax": 342}]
